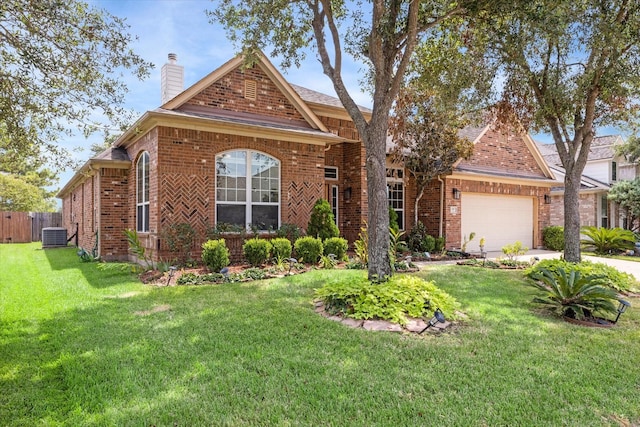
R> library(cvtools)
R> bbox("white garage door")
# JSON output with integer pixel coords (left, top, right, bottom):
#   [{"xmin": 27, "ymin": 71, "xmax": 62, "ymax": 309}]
[{"xmin": 461, "ymin": 194, "xmax": 533, "ymax": 252}]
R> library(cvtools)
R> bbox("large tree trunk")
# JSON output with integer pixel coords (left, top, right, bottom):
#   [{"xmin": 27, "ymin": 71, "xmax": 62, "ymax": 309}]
[
  {"xmin": 563, "ymin": 169, "xmax": 582, "ymax": 262},
  {"xmin": 364, "ymin": 120, "xmax": 391, "ymax": 280}
]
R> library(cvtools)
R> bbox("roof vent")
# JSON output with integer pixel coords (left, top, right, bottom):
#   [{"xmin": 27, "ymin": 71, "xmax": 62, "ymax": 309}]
[{"xmin": 161, "ymin": 53, "xmax": 184, "ymax": 104}]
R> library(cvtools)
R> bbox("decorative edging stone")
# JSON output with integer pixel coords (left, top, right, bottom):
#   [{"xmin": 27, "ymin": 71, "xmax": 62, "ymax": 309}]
[
  {"xmin": 562, "ymin": 316, "xmax": 615, "ymax": 328},
  {"xmin": 314, "ymin": 301, "xmax": 451, "ymax": 334}
]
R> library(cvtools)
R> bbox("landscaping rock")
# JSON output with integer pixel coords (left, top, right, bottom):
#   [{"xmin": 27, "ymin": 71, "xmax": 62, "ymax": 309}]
[
  {"xmin": 363, "ymin": 320, "xmax": 403, "ymax": 332},
  {"xmin": 341, "ymin": 318, "xmax": 364, "ymax": 328},
  {"xmin": 314, "ymin": 302, "xmax": 452, "ymax": 334},
  {"xmin": 405, "ymin": 318, "xmax": 428, "ymax": 333}
]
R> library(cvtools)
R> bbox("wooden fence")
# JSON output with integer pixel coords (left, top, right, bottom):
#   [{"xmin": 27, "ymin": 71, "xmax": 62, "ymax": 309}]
[{"xmin": 0, "ymin": 212, "xmax": 63, "ymax": 243}]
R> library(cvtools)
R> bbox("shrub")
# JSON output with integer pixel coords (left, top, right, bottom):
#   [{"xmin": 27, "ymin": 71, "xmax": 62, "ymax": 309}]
[
  {"xmin": 201, "ymin": 239, "xmax": 230, "ymax": 272},
  {"xmin": 270, "ymin": 237, "xmax": 292, "ymax": 260},
  {"xmin": 242, "ymin": 238, "xmax": 271, "ymax": 267},
  {"xmin": 461, "ymin": 232, "xmax": 476, "ymax": 253},
  {"xmin": 528, "ymin": 267, "xmax": 619, "ymax": 320},
  {"xmin": 354, "ymin": 225, "xmax": 368, "ymax": 265},
  {"xmin": 275, "ymin": 223, "xmax": 303, "ymax": 244},
  {"xmin": 123, "ymin": 229, "xmax": 154, "ymax": 270},
  {"xmin": 294, "ymin": 236, "xmax": 323, "ymax": 263},
  {"xmin": 502, "ymin": 241, "xmax": 528, "ymax": 261},
  {"xmin": 307, "ymin": 199, "xmax": 339, "ymax": 240},
  {"xmin": 323, "ymin": 237, "xmax": 348, "ymax": 260},
  {"xmin": 315, "ymin": 274, "xmax": 460, "ymax": 326},
  {"xmin": 434, "ymin": 236, "xmax": 445, "ymax": 252},
  {"xmin": 525, "ymin": 258, "xmax": 637, "ymax": 292},
  {"xmin": 542, "ymin": 226, "xmax": 564, "ymax": 251},
  {"xmin": 177, "ymin": 272, "xmax": 225, "ymax": 285},
  {"xmin": 580, "ymin": 226, "xmax": 635, "ymax": 255},
  {"xmin": 389, "ymin": 206, "xmax": 400, "ymax": 233},
  {"xmin": 406, "ymin": 221, "xmax": 434, "ymax": 253},
  {"xmin": 160, "ymin": 222, "xmax": 196, "ymax": 265},
  {"xmin": 206, "ymin": 222, "xmax": 246, "ymax": 240},
  {"xmin": 319, "ymin": 254, "xmax": 338, "ymax": 269}
]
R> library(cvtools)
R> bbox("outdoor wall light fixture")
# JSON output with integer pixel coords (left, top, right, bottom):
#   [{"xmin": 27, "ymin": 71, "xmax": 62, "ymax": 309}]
[
  {"xmin": 614, "ymin": 299, "xmax": 631, "ymax": 323},
  {"xmin": 344, "ymin": 187, "xmax": 352, "ymax": 201},
  {"xmin": 452, "ymin": 188, "xmax": 461, "ymax": 199},
  {"xmin": 419, "ymin": 308, "xmax": 446, "ymax": 334},
  {"xmin": 544, "ymin": 194, "xmax": 551, "ymax": 204}
]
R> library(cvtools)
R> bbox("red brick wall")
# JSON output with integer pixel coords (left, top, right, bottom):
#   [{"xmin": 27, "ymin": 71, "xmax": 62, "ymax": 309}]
[
  {"xmin": 550, "ymin": 193, "xmax": 599, "ymax": 227},
  {"xmin": 458, "ymin": 128, "xmax": 548, "ymax": 179},
  {"xmin": 319, "ymin": 116, "xmax": 360, "ymax": 140},
  {"xmin": 117, "ymin": 125, "xmax": 328, "ymax": 262},
  {"xmin": 99, "ymin": 168, "xmax": 130, "ymax": 260},
  {"xmin": 339, "ymin": 142, "xmax": 367, "ymax": 244},
  {"xmin": 61, "ymin": 177, "xmax": 96, "ymax": 252},
  {"xmin": 186, "ymin": 65, "xmax": 308, "ymax": 124}
]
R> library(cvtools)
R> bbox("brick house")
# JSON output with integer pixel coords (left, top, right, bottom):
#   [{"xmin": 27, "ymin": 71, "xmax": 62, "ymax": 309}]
[
  {"xmin": 415, "ymin": 124, "xmax": 556, "ymax": 252},
  {"xmin": 538, "ymin": 136, "xmax": 639, "ymax": 229},
  {"xmin": 58, "ymin": 52, "xmax": 555, "ymax": 261}
]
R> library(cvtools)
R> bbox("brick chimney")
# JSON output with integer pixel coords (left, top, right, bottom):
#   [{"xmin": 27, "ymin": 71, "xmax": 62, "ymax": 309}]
[{"xmin": 161, "ymin": 53, "xmax": 184, "ymax": 104}]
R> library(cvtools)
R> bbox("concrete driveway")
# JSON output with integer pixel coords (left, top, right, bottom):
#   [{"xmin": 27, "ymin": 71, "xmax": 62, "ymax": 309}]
[{"xmin": 486, "ymin": 249, "xmax": 640, "ymax": 281}]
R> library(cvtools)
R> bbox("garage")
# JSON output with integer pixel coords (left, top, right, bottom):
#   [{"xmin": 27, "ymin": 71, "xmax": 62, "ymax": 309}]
[{"xmin": 461, "ymin": 194, "xmax": 534, "ymax": 252}]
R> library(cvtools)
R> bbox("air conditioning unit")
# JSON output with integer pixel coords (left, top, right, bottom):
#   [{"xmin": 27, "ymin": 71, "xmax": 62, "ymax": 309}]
[{"xmin": 42, "ymin": 227, "xmax": 67, "ymax": 248}]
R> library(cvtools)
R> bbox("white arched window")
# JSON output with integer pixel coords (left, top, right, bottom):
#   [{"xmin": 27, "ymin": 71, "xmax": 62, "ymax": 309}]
[
  {"xmin": 216, "ymin": 150, "xmax": 280, "ymax": 230},
  {"xmin": 136, "ymin": 152, "xmax": 150, "ymax": 232}
]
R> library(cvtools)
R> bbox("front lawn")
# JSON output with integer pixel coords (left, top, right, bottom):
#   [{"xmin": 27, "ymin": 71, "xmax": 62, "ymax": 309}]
[{"xmin": 1, "ymin": 243, "xmax": 639, "ymax": 426}]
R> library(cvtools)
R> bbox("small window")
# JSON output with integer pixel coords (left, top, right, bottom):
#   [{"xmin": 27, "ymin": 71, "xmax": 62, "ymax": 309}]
[
  {"xmin": 324, "ymin": 167, "xmax": 338, "ymax": 180},
  {"xmin": 612, "ymin": 161, "xmax": 617, "ymax": 182},
  {"xmin": 136, "ymin": 152, "xmax": 150, "ymax": 232},
  {"xmin": 244, "ymin": 80, "xmax": 257, "ymax": 100},
  {"xmin": 331, "ymin": 185, "xmax": 338, "ymax": 225},
  {"xmin": 386, "ymin": 167, "xmax": 404, "ymax": 230},
  {"xmin": 600, "ymin": 194, "xmax": 608, "ymax": 228}
]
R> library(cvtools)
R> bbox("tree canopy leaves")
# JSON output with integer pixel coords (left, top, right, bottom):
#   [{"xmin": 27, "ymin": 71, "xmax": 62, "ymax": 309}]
[
  {"xmin": 0, "ymin": 0, "xmax": 153, "ymax": 171},
  {"xmin": 472, "ymin": 0, "xmax": 640, "ymax": 261}
]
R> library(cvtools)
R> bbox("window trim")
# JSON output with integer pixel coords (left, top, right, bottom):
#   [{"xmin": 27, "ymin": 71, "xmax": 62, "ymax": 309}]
[
  {"xmin": 136, "ymin": 151, "xmax": 150, "ymax": 233},
  {"xmin": 386, "ymin": 167, "xmax": 405, "ymax": 231},
  {"xmin": 324, "ymin": 166, "xmax": 338, "ymax": 180},
  {"xmin": 600, "ymin": 194, "xmax": 608, "ymax": 228},
  {"xmin": 331, "ymin": 184, "xmax": 339, "ymax": 225},
  {"xmin": 215, "ymin": 149, "xmax": 281, "ymax": 230}
]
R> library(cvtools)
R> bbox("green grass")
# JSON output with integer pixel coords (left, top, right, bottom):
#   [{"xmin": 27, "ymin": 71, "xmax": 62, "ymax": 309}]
[{"xmin": 1, "ymin": 243, "xmax": 639, "ymax": 426}]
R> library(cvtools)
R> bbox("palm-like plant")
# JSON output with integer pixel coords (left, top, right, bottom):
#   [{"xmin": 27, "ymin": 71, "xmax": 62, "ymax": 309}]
[
  {"xmin": 529, "ymin": 267, "xmax": 619, "ymax": 320},
  {"xmin": 580, "ymin": 226, "xmax": 635, "ymax": 255}
]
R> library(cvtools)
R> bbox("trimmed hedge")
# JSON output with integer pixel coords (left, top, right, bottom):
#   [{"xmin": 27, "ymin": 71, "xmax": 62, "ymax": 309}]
[
  {"xmin": 542, "ymin": 226, "xmax": 564, "ymax": 251},
  {"xmin": 294, "ymin": 236, "xmax": 323, "ymax": 264},
  {"xmin": 201, "ymin": 239, "xmax": 230, "ymax": 272}
]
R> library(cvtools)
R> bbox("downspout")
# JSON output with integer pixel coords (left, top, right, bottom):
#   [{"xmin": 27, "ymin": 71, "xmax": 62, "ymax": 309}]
[{"xmin": 437, "ymin": 175, "xmax": 445, "ymax": 237}]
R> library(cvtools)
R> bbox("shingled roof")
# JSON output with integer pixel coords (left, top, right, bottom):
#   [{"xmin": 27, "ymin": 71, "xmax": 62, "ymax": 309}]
[
  {"xmin": 289, "ymin": 83, "xmax": 372, "ymax": 113},
  {"xmin": 536, "ymin": 135, "xmax": 625, "ymax": 166}
]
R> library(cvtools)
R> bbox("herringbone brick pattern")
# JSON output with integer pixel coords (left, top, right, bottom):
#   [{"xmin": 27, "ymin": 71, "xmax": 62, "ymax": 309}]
[
  {"xmin": 160, "ymin": 173, "xmax": 210, "ymax": 231},
  {"xmin": 286, "ymin": 181, "xmax": 322, "ymax": 225}
]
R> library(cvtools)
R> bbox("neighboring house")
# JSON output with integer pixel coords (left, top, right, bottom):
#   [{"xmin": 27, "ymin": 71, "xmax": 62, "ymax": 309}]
[
  {"xmin": 538, "ymin": 135, "xmax": 638, "ymax": 229},
  {"xmin": 58, "ymin": 52, "xmax": 554, "ymax": 261}
]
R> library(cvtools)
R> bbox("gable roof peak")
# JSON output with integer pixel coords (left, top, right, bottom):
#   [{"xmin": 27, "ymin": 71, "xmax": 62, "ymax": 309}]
[{"xmin": 160, "ymin": 50, "xmax": 328, "ymax": 132}]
